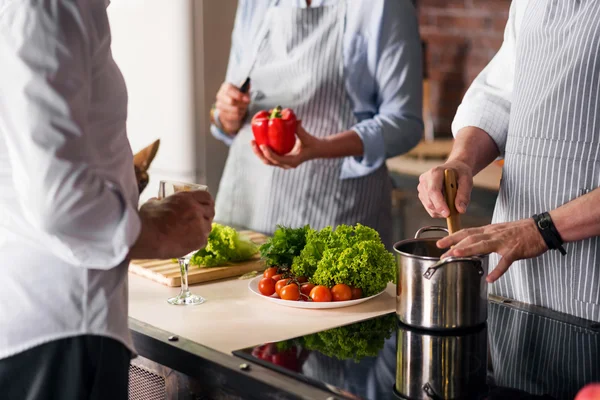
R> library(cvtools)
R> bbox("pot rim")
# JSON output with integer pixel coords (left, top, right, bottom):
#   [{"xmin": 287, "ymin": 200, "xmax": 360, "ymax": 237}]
[{"xmin": 393, "ymin": 237, "xmax": 489, "ymax": 262}]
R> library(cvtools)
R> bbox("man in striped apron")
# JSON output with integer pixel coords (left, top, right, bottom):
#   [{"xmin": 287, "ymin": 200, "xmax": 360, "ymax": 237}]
[
  {"xmin": 419, "ymin": 0, "xmax": 600, "ymax": 323},
  {"xmin": 210, "ymin": 0, "xmax": 423, "ymax": 248}
]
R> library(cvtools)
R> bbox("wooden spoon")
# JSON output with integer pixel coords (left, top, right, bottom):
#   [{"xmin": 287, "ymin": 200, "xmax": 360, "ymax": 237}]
[{"xmin": 443, "ymin": 169, "xmax": 461, "ymax": 234}]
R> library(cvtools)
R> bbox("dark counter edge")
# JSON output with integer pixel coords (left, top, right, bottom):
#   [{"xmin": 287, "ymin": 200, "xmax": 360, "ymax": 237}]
[
  {"xmin": 128, "ymin": 296, "xmax": 599, "ymax": 400},
  {"xmin": 128, "ymin": 317, "xmax": 339, "ymax": 400}
]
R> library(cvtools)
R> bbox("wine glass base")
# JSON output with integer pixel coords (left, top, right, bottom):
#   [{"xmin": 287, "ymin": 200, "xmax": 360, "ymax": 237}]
[{"xmin": 167, "ymin": 293, "xmax": 206, "ymax": 306}]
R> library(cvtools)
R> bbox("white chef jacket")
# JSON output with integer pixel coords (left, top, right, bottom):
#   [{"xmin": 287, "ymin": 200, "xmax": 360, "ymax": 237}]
[
  {"xmin": 0, "ymin": 0, "xmax": 141, "ymax": 359},
  {"xmin": 452, "ymin": 0, "xmax": 530, "ymax": 146}
]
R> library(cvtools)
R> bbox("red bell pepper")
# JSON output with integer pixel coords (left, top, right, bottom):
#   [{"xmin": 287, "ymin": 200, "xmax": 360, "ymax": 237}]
[{"xmin": 251, "ymin": 106, "xmax": 297, "ymax": 156}]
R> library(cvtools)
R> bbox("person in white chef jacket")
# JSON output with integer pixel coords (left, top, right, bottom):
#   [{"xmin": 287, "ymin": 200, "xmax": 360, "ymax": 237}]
[
  {"xmin": 210, "ymin": 0, "xmax": 423, "ymax": 248},
  {"xmin": 0, "ymin": 1, "xmax": 214, "ymax": 398},
  {"xmin": 419, "ymin": 0, "xmax": 600, "ymax": 322}
]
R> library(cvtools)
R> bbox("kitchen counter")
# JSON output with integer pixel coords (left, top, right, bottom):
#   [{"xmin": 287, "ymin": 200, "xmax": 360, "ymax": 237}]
[
  {"xmin": 129, "ymin": 274, "xmax": 396, "ymax": 355},
  {"xmin": 128, "ymin": 270, "xmax": 600, "ymax": 399}
]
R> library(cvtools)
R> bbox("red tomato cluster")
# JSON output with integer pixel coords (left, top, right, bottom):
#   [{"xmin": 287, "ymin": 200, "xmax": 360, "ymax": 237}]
[
  {"xmin": 258, "ymin": 267, "xmax": 363, "ymax": 302},
  {"xmin": 251, "ymin": 343, "xmax": 302, "ymax": 372}
]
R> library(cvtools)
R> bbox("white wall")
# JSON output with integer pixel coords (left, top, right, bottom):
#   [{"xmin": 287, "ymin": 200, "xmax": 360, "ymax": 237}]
[{"xmin": 107, "ymin": 0, "xmax": 237, "ymax": 202}]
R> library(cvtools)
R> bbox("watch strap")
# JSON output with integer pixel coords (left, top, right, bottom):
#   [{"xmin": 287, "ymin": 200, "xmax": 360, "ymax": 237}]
[{"xmin": 532, "ymin": 212, "xmax": 567, "ymax": 256}]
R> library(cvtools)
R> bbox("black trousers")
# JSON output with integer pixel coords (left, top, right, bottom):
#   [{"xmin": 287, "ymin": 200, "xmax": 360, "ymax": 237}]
[{"xmin": 0, "ymin": 335, "xmax": 131, "ymax": 400}]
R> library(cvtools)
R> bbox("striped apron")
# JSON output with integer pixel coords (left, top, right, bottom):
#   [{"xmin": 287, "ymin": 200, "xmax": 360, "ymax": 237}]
[
  {"xmin": 489, "ymin": 302, "xmax": 600, "ymax": 399},
  {"xmin": 492, "ymin": 0, "xmax": 600, "ymax": 322},
  {"xmin": 214, "ymin": 1, "xmax": 393, "ymax": 246}
]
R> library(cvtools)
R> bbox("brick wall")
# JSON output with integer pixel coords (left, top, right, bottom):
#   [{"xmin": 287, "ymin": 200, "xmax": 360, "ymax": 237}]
[{"xmin": 418, "ymin": 0, "xmax": 512, "ymax": 136}]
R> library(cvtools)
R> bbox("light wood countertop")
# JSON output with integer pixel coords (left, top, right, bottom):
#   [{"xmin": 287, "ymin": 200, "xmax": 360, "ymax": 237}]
[{"xmin": 129, "ymin": 273, "xmax": 396, "ymax": 355}]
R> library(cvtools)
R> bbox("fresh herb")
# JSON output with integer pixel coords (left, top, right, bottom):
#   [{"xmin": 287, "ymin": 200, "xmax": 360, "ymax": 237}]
[
  {"xmin": 190, "ymin": 223, "xmax": 258, "ymax": 267},
  {"xmin": 259, "ymin": 225, "xmax": 310, "ymax": 267}
]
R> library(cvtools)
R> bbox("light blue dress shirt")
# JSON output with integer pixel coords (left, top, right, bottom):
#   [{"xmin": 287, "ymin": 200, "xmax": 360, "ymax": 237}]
[{"xmin": 211, "ymin": 0, "xmax": 423, "ymax": 179}]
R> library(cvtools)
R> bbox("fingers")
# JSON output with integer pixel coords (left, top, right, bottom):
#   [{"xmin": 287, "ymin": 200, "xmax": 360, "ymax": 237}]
[
  {"xmin": 427, "ymin": 167, "xmax": 450, "ymax": 218},
  {"xmin": 418, "ymin": 182, "xmax": 444, "ymax": 218},
  {"xmin": 418, "ymin": 167, "xmax": 449, "ymax": 218},
  {"xmin": 251, "ymin": 141, "xmax": 275, "ymax": 166},
  {"xmin": 455, "ymin": 172, "xmax": 473, "ymax": 213},
  {"xmin": 487, "ymin": 245, "xmax": 517, "ymax": 283},
  {"xmin": 296, "ymin": 123, "xmax": 309, "ymax": 140},
  {"xmin": 260, "ymin": 145, "xmax": 292, "ymax": 168},
  {"xmin": 217, "ymin": 83, "xmax": 250, "ymax": 105},
  {"xmin": 436, "ymin": 227, "xmax": 482, "ymax": 249},
  {"xmin": 216, "ymin": 101, "xmax": 248, "ymax": 121},
  {"xmin": 441, "ymin": 234, "xmax": 494, "ymax": 258},
  {"xmin": 261, "ymin": 145, "xmax": 302, "ymax": 168}
]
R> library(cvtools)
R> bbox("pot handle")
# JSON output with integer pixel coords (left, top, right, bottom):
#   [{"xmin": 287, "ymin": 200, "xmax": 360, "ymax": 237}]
[
  {"xmin": 423, "ymin": 256, "xmax": 484, "ymax": 280},
  {"xmin": 422, "ymin": 383, "xmax": 444, "ymax": 400},
  {"xmin": 414, "ymin": 226, "xmax": 449, "ymax": 239}
]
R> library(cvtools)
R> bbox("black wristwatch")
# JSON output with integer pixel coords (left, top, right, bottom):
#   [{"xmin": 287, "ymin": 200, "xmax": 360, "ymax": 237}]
[{"xmin": 532, "ymin": 212, "xmax": 567, "ymax": 256}]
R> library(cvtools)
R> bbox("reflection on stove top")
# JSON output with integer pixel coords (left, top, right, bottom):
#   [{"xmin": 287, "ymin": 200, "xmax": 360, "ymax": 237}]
[{"xmin": 234, "ymin": 303, "xmax": 600, "ymax": 400}]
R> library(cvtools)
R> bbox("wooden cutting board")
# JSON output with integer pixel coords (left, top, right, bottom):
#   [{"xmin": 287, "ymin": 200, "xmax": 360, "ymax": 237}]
[{"xmin": 129, "ymin": 231, "xmax": 268, "ymax": 287}]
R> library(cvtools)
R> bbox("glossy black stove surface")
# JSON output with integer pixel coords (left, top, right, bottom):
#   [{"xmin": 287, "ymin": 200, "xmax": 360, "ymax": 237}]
[{"xmin": 233, "ymin": 301, "xmax": 600, "ymax": 400}]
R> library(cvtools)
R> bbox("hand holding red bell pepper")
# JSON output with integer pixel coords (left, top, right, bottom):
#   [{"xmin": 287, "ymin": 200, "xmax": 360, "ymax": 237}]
[{"xmin": 251, "ymin": 106, "xmax": 298, "ymax": 156}]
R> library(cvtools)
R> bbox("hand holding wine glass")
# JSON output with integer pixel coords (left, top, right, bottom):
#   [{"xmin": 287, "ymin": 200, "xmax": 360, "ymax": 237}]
[{"xmin": 129, "ymin": 181, "xmax": 214, "ymax": 305}]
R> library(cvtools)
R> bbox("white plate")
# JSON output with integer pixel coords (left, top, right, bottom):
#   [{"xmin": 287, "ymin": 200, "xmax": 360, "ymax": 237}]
[{"xmin": 247, "ymin": 276, "xmax": 385, "ymax": 309}]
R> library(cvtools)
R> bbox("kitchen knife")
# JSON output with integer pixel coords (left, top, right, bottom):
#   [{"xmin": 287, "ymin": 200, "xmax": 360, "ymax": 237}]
[
  {"xmin": 240, "ymin": 77, "xmax": 251, "ymax": 94},
  {"xmin": 443, "ymin": 169, "xmax": 461, "ymax": 234}
]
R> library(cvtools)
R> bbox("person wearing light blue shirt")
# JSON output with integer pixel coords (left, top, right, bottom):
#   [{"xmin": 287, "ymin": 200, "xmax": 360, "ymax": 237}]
[{"xmin": 211, "ymin": 0, "xmax": 422, "ymax": 246}]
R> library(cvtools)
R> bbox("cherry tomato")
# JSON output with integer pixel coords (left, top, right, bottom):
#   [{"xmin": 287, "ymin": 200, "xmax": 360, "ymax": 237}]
[
  {"xmin": 272, "ymin": 274, "xmax": 284, "ymax": 282},
  {"xmin": 296, "ymin": 276, "xmax": 308, "ymax": 283},
  {"xmin": 275, "ymin": 279, "xmax": 291, "ymax": 297},
  {"xmin": 280, "ymin": 284, "xmax": 300, "ymax": 301},
  {"xmin": 263, "ymin": 267, "xmax": 278, "ymax": 280},
  {"xmin": 331, "ymin": 283, "xmax": 352, "ymax": 302},
  {"xmin": 258, "ymin": 277, "xmax": 276, "ymax": 296},
  {"xmin": 300, "ymin": 283, "xmax": 316, "ymax": 298},
  {"xmin": 310, "ymin": 285, "xmax": 332, "ymax": 302},
  {"xmin": 351, "ymin": 287, "xmax": 363, "ymax": 300}
]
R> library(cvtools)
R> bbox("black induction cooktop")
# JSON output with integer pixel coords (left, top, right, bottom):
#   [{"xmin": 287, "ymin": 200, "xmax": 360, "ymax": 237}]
[{"xmin": 233, "ymin": 300, "xmax": 600, "ymax": 400}]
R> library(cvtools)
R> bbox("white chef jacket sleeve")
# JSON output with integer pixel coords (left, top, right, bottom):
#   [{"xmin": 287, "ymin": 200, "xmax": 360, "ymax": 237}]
[
  {"xmin": 0, "ymin": 2, "xmax": 141, "ymax": 269},
  {"xmin": 451, "ymin": 1, "xmax": 527, "ymax": 155}
]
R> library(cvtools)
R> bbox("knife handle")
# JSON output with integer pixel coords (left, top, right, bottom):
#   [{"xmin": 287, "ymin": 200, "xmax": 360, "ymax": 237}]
[
  {"xmin": 240, "ymin": 77, "xmax": 251, "ymax": 94},
  {"xmin": 443, "ymin": 169, "xmax": 461, "ymax": 234}
]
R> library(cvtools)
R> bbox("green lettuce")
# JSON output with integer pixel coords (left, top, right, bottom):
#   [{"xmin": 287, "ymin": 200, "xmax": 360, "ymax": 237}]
[
  {"xmin": 293, "ymin": 224, "xmax": 396, "ymax": 296},
  {"xmin": 190, "ymin": 223, "xmax": 258, "ymax": 267}
]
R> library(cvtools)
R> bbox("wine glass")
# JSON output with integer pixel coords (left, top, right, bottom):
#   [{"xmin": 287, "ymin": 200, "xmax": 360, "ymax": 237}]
[{"xmin": 158, "ymin": 180, "xmax": 209, "ymax": 306}]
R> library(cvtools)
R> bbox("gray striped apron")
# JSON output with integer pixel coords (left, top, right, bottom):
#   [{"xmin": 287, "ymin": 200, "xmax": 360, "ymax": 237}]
[
  {"xmin": 214, "ymin": 1, "xmax": 393, "ymax": 246},
  {"xmin": 488, "ymin": 302, "xmax": 600, "ymax": 399},
  {"xmin": 493, "ymin": 0, "xmax": 600, "ymax": 322}
]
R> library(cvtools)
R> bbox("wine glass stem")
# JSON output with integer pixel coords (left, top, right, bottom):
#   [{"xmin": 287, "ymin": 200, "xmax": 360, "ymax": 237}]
[{"xmin": 178, "ymin": 258, "xmax": 190, "ymax": 295}]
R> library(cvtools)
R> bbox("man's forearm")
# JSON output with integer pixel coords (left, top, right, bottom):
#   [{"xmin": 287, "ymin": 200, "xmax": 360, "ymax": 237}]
[
  {"xmin": 550, "ymin": 188, "xmax": 600, "ymax": 243},
  {"xmin": 448, "ymin": 127, "xmax": 501, "ymax": 175}
]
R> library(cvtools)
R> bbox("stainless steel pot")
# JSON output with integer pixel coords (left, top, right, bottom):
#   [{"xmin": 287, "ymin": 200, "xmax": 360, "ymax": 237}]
[
  {"xmin": 394, "ymin": 322, "xmax": 488, "ymax": 400},
  {"xmin": 394, "ymin": 227, "xmax": 489, "ymax": 330}
]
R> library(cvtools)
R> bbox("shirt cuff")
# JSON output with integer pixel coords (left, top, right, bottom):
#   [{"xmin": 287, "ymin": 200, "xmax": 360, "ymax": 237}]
[
  {"xmin": 210, "ymin": 108, "xmax": 235, "ymax": 146},
  {"xmin": 340, "ymin": 121, "xmax": 386, "ymax": 180},
  {"xmin": 451, "ymin": 102, "xmax": 510, "ymax": 156}
]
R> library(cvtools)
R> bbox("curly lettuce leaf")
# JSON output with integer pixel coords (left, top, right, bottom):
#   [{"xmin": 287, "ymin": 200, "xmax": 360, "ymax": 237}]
[
  {"xmin": 291, "ymin": 226, "xmax": 333, "ymax": 278},
  {"xmin": 190, "ymin": 224, "xmax": 258, "ymax": 267},
  {"xmin": 311, "ymin": 240, "xmax": 396, "ymax": 297}
]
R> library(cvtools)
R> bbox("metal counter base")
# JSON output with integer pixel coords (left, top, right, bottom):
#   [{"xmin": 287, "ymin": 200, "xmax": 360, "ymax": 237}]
[{"xmin": 128, "ymin": 318, "xmax": 338, "ymax": 400}]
